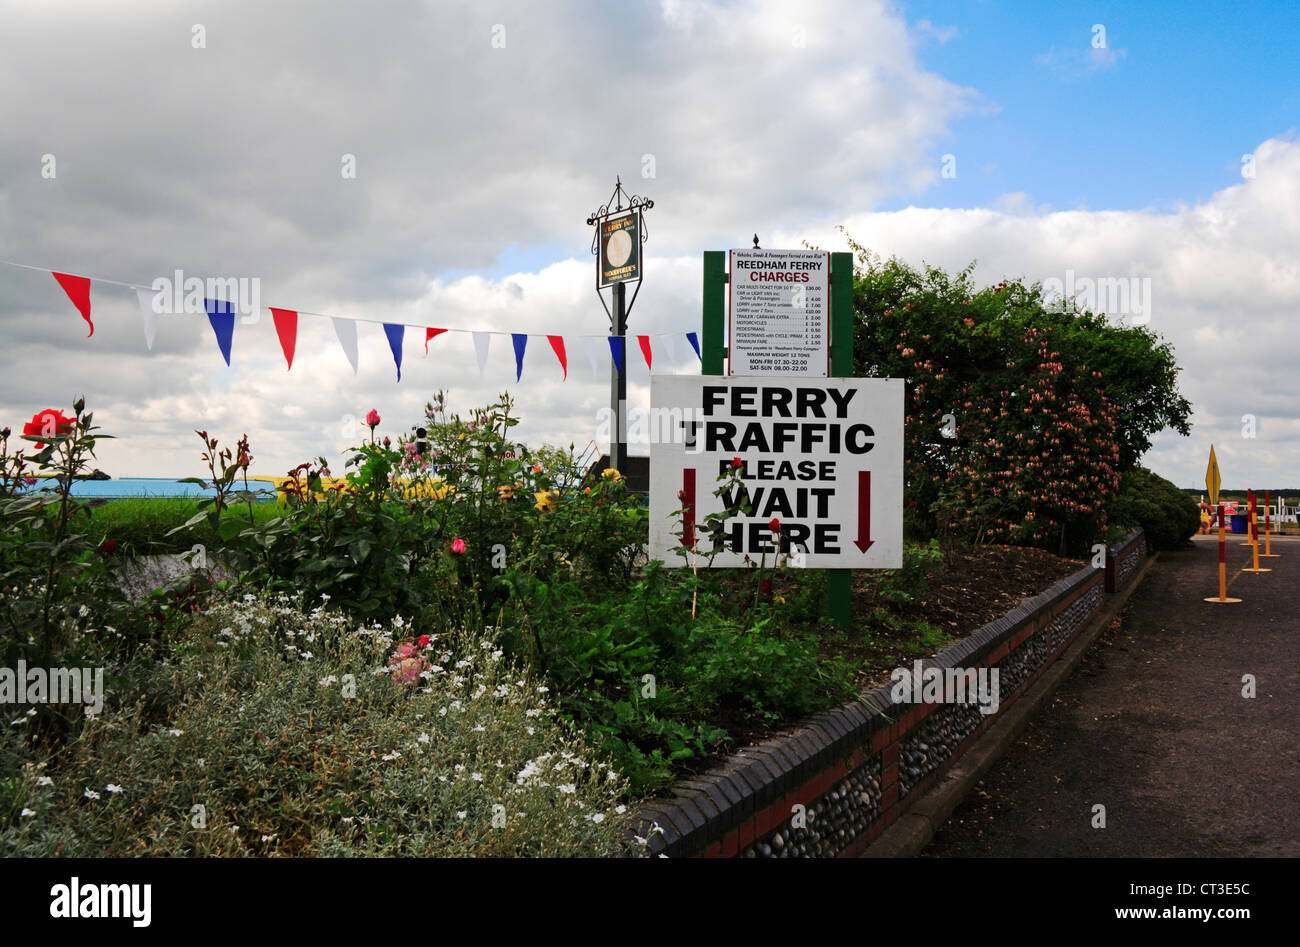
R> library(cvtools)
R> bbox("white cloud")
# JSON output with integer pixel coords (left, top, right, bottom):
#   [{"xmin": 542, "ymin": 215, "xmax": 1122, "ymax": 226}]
[
  {"xmin": 1036, "ymin": 44, "xmax": 1127, "ymax": 80},
  {"xmin": 821, "ymin": 134, "xmax": 1300, "ymax": 488},
  {"xmin": 0, "ymin": 1, "xmax": 1295, "ymax": 496},
  {"xmin": 915, "ymin": 19, "xmax": 958, "ymax": 44}
]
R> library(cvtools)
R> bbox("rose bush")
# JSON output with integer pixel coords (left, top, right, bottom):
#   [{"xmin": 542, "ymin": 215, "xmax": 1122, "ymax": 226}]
[{"xmin": 843, "ymin": 232, "xmax": 1190, "ymax": 554}]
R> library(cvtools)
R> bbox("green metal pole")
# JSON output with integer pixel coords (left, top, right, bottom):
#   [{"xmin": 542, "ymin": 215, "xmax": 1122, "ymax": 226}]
[
  {"xmin": 826, "ymin": 251, "xmax": 854, "ymax": 629},
  {"xmin": 702, "ymin": 251, "xmax": 726, "ymax": 375}
]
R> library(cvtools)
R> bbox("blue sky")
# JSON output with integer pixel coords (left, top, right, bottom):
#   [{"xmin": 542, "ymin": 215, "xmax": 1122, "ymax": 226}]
[{"xmin": 897, "ymin": 0, "xmax": 1300, "ymax": 213}]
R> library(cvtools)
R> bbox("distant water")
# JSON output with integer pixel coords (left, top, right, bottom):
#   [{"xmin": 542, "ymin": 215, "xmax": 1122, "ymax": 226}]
[{"xmin": 23, "ymin": 478, "xmax": 277, "ymax": 501}]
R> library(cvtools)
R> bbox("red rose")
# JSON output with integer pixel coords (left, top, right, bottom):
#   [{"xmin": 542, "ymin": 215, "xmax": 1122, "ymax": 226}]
[
  {"xmin": 23, "ymin": 409, "xmax": 75, "ymax": 449},
  {"xmin": 366, "ymin": 409, "xmax": 381, "ymax": 427},
  {"xmin": 731, "ymin": 457, "xmax": 743, "ymax": 469},
  {"xmin": 100, "ymin": 539, "xmax": 119, "ymax": 554},
  {"xmin": 417, "ymin": 634, "xmax": 431, "ymax": 647},
  {"xmin": 760, "ymin": 579, "xmax": 772, "ymax": 594},
  {"xmin": 768, "ymin": 517, "xmax": 781, "ymax": 534}
]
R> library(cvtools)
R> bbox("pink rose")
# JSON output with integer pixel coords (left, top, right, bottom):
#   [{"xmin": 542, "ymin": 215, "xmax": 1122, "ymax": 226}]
[
  {"xmin": 451, "ymin": 538, "xmax": 466, "ymax": 555},
  {"xmin": 366, "ymin": 409, "xmax": 381, "ymax": 427},
  {"xmin": 391, "ymin": 657, "xmax": 424, "ymax": 685}
]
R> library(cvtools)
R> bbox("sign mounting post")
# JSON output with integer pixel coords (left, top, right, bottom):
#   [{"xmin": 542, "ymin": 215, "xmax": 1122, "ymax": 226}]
[{"xmin": 587, "ymin": 178, "xmax": 652, "ymax": 474}]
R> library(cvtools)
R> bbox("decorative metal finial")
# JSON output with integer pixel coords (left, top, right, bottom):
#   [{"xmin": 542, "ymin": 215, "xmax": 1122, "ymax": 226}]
[{"xmin": 753, "ymin": 234, "xmax": 761, "ymax": 248}]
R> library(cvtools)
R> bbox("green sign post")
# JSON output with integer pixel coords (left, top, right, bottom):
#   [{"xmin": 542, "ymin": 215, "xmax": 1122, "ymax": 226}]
[{"xmin": 700, "ymin": 248, "xmax": 856, "ymax": 628}]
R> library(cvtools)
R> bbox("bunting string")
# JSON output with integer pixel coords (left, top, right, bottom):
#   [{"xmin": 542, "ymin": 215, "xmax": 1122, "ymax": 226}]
[{"xmin": 0, "ymin": 258, "xmax": 703, "ymax": 382}]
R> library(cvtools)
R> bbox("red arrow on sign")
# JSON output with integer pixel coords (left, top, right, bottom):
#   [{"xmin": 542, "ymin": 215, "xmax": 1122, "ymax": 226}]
[
  {"xmin": 854, "ymin": 470, "xmax": 874, "ymax": 553},
  {"xmin": 680, "ymin": 468, "xmax": 696, "ymax": 548}
]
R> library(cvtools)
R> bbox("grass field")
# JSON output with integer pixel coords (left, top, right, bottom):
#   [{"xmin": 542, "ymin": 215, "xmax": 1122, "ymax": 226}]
[{"xmin": 78, "ymin": 497, "xmax": 285, "ymax": 555}]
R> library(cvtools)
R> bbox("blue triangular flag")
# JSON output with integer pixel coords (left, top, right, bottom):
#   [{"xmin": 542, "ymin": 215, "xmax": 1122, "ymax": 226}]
[
  {"xmin": 512, "ymin": 333, "xmax": 528, "ymax": 381},
  {"xmin": 685, "ymin": 331, "xmax": 701, "ymax": 361},
  {"xmin": 204, "ymin": 298, "xmax": 235, "ymax": 366},
  {"xmin": 608, "ymin": 336, "xmax": 624, "ymax": 375},
  {"xmin": 383, "ymin": 323, "xmax": 405, "ymax": 381}
]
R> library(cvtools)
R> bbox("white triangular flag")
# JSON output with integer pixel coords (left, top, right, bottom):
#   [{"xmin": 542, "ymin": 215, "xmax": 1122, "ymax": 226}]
[
  {"xmin": 661, "ymin": 333, "xmax": 676, "ymax": 368},
  {"xmin": 332, "ymin": 317, "xmax": 359, "ymax": 374},
  {"xmin": 472, "ymin": 331, "xmax": 491, "ymax": 377},
  {"xmin": 134, "ymin": 286, "xmax": 160, "ymax": 351},
  {"xmin": 581, "ymin": 336, "xmax": 602, "ymax": 381}
]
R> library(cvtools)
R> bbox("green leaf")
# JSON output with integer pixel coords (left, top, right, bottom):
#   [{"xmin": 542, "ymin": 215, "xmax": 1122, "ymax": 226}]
[{"xmin": 165, "ymin": 511, "xmax": 210, "ymax": 536}]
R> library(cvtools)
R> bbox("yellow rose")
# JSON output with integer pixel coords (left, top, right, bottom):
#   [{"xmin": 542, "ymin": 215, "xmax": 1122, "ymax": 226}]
[
  {"xmin": 602, "ymin": 468, "xmax": 623, "ymax": 481},
  {"xmin": 534, "ymin": 490, "xmax": 557, "ymax": 513}
]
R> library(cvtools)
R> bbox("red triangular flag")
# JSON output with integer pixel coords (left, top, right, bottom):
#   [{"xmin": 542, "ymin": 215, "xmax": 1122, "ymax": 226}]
[
  {"xmin": 425, "ymin": 327, "xmax": 448, "ymax": 354},
  {"xmin": 52, "ymin": 272, "xmax": 93, "ymax": 337},
  {"xmin": 637, "ymin": 334, "xmax": 653, "ymax": 370},
  {"xmin": 270, "ymin": 308, "xmax": 298, "ymax": 370},
  {"xmin": 547, "ymin": 335, "xmax": 567, "ymax": 380}
]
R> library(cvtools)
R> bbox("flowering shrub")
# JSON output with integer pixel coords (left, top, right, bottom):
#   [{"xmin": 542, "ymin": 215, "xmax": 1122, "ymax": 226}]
[
  {"xmin": 0, "ymin": 399, "xmax": 161, "ymax": 678},
  {"xmin": 844, "ymin": 234, "xmax": 1190, "ymax": 554},
  {"xmin": 1, "ymin": 393, "xmax": 854, "ymax": 798},
  {"xmin": 0, "ymin": 593, "xmax": 631, "ymax": 856}
]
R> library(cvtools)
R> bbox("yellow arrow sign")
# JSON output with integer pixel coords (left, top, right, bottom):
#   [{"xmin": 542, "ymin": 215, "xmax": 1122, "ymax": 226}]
[{"xmin": 1206, "ymin": 445, "xmax": 1221, "ymax": 506}]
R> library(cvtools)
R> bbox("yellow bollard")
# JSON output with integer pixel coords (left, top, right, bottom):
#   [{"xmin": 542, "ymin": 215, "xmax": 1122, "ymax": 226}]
[
  {"xmin": 1242, "ymin": 505, "xmax": 1271, "ymax": 573},
  {"xmin": 1206, "ymin": 504, "xmax": 1242, "ymax": 603},
  {"xmin": 1261, "ymin": 489, "xmax": 1280, "ymax": 558}
]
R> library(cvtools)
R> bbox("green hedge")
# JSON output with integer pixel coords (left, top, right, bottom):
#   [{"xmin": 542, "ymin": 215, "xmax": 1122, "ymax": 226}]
[{"xmin": 1107, "ymin": 467, "xmax": 1200, "ymax": 549}]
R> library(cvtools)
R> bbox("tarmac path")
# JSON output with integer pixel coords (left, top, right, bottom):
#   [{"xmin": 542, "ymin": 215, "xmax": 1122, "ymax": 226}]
[{"xmin": 923, "ymin": 534, "xmax": 1299, "ymax": 857}]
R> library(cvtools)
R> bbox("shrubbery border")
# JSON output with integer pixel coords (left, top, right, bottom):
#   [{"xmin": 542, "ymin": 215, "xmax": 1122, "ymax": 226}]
[{"xmin": 627, "ymin": 529, "xmax": 1147, "ymax": 857}]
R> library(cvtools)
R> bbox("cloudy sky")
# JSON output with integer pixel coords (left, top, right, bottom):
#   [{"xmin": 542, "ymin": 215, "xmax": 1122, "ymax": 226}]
[{"xmin": 1, "ymin": 0, "xmax": 1297, "ymax": 490}]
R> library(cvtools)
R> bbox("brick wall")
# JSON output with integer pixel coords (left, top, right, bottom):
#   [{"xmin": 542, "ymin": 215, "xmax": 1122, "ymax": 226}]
[{"xmin": 627, "ymin": 530, "xmax": 1147, "ymax": 857}]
